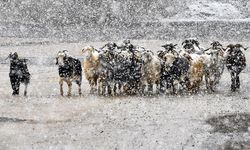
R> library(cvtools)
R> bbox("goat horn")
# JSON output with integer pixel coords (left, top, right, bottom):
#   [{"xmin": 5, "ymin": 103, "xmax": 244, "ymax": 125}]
[
  {"xmin": 82, "ymin": 49, "xmax": 88, "ymax": 53},
  {"xmin": 239, "ymin": 45, "xmax": 248, "ymax": 50},
  {"xmin": 204, "ymin": 48, "xmax": 211, "ymax": 51},
  {"xmin": 5, "ymin": 56, "xmax": 9, "ymax": 60}
]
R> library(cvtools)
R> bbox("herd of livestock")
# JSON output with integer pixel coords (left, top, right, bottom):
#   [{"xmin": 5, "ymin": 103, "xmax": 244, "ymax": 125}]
[{"xmin": 6, "ymin": 39, "xmax": 247, "ymax": 97}]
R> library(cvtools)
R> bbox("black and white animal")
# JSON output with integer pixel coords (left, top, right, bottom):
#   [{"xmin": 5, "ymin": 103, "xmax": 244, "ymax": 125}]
[
  {"xmin": 56, "ymin": 50, "xmax": 82, "ymax": 96},
  {"xmin": 203, "ymin": 41, "xmax": 225, "ymax": 92},
  {"xmin": 182, "ymin": 39, "xmax": 203, "ymax": 54},
  {"xmin": 160, "ymin": 43, "xmax": 179, "ymax": 57},
  {"xmin": 112, "ymin": 50, "xmax": 133, "ymax": 95},
  {"xmin": 140, "ymin": 50, "xmax": 161, "ymax": 95},
  {"xmin": 7, "ymin": 52, "xmax": 30, "ymax": 96},
  {"xmin": 160, "ymin": 49, "xmax": 190, "ymax": 94},
  {"xmin": 224, "ymin": 44, "xmax": 247, "ymax": 91}
]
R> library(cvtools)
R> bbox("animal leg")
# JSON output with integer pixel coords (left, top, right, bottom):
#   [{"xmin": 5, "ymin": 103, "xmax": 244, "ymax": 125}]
[
  {"xmin": 236, "ymin": 74, "xmax": 240, "ymax": 89},
  {"xmin": 159, "ymin": 79, "xmax": 165, "ymax": 94},
  {"xmin": 118, "ymin": 83, "xmax": 122, "ymax": 94},
  {"xmin": 102, "ymin": 82, "xmax": 106, "ymax": 96},
  {"xmin": 67, "ymin": 81, "xmax": 72, "ymax": 97},
  {"xmin": 10, "ymin": 76, "xmax": 20, "ymax": 95},
  {"xmin": 141, "ymin": 83, "xmax": 146, "ymax": 95},
  {"xmin": 12, "ymin": 82, "xmax": 20, "ymax": 96},
  {"xmin": 113, "ymin": 83, "xmax": 117, "ymax": 95},
  {"xmin": 24, "ymin": 83, "xmax": 28, "ymax": 96},
  {"xmin": 97, "ymin": 79, "xmax": 102, "ymax": 95},
  {"xmin": 205, "ymin": 74, "xmax": 210, "ymax": 91},
  {"xmin": 156, "ymin": 81, "xmax": 160, "ymax": 94},
  {"xmin": 148, "ymin": 81, "xmax": 153, "ymax": 94},
  {"xmin": 231, "ymin": 72, "xmax": 236, "ymax": 92},
  {"xmin": 77, "ymin": 82, "xmax": 82, "ymax": 96},
  {"xmin": 171, "ymin": 82, "xmax": 177, "ymax": 95},
  {"xmin": 107, "ymin": 85, "xmax": 112, "ymax": 96},
  {"xmin": 89, "ymin": 80, "xmax": 94, "ymax": 94},
  {"xmin": 59, "ymin": 79, "xmax": 64, "ymax": 96}
]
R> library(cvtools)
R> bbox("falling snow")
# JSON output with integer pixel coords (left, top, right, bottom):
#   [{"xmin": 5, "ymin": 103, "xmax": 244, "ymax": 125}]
[{"xmin": 0, "ymin": 0, "xmax": 250, "ymax": 150}]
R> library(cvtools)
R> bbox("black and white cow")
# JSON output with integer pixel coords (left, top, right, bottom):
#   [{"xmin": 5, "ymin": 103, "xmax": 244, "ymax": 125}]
[
  {"xmin": 56, "ymin": 50, "xmax": 82, "ymax": 96},
  {"xmin": 7, "ymin": 52, "xmax": 30, "ymax": 96},
  {"xmin": 224, "ymin": 44, "xmax": 247, "ymax": 91}
]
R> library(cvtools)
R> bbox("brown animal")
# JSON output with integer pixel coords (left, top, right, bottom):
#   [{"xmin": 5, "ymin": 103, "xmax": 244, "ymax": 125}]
[
  {"xmin": 82, "ymin": 46, "xmax": 100, "ymax": 93},
  {"xmin": 187, "ymin": 57, "xmax": 205, "ymax": 93},
  {"xmin": 180, "ymin": 50, "xmax": 205, "ymax": 93}
]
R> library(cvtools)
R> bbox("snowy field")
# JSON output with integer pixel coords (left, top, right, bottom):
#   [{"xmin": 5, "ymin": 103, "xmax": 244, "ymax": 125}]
[{"xmin": 0, "ymin": 40, "xmax": 250, "ymax": 149}]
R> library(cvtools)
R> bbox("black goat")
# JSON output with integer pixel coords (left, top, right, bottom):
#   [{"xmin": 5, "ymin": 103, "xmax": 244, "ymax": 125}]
[
  {"xmin": 7, "ymin": 52, "xmax": 30, "ymax": 96},
  {"xmin": 56, "ymin": 51, "xmax": 82, "ymax": 96},
  {"xmin": 224, "ymin": 44, "xmax": 247, "ymax": 92}
]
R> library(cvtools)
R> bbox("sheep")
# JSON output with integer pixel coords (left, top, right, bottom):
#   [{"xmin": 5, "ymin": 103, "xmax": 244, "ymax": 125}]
[
  {"xmin": 223, "ymin": 44, "xmax": 247, "ymax": 92},
  {"xmin": 7, "ymin": 52, "xmax": 30, "ymax": 96},
  {"xmin": 82, "ymin": 46, "xmax": 100, "ymax": 93},
  {"xmin": 56, "ymin": 51, "xmax": 82, "ymax": 96},
  {"xmin": 140, "ymin": 50, "xmax": 161, "ymax": 95}
]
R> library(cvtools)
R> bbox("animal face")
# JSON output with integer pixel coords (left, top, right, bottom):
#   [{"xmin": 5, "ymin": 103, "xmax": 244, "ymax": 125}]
[
  {"xmin": 163, "ymin": 53, "xmax": 175, "ymax": 66},
  {"xmin": 182, "ymin": 40, "xmax": 194, "ymax": 50},
  {"xmin": 141, "ymin": 51, "xmax": 153, "ymax": 63},
  {"xmin": 211, "ymin": 41, "xmax": 223, "ymax": 50},
  {"xmin": 182, "ymin": 39, "xmax": 200, "ymax": 51},
  {"xmin": 57, "ymin": 51, "xmax": 66, "ymax": 66},
  {"xmin": 7, "ymin": 52, "xmax": 18, "ymax": 60},
  {"xmin": 82, "ymin": 46, "xmax": 94, "ymax": 54},
  {"xmin": 223, "ymin": 44, "xmax": 247, "ymax": 58},
  {"xmin": 161, "ymin": 43, "xmax": 177, "ymax": 52}
]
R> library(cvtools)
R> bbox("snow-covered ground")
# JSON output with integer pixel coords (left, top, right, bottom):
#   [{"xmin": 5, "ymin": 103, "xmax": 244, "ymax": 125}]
[{"xmin": 0, "ymin": 40, "xmax": 250, "ymax": 150}]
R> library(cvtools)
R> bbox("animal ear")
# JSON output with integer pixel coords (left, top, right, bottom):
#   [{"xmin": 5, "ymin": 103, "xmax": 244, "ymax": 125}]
[
  {"xmin": 194, "ymin": 40, "xmax": 199, "ymax": 46},
  {"xmin": 182, "ymin": 40, "xmax": 187, "ymax": 45},
  {"xmin": 236, "ymin": 44, "xmax": 248, "ymax": 51},
  {"xmin": 226, "ymin": 44, "xmax": 234, "ymax": 49},
  {"xmin": 55, "ymin": 57, "xmax": 58, "ymax": 65}
]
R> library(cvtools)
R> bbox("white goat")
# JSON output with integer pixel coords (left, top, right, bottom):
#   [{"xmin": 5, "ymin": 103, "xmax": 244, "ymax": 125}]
[
  {"xmin": 140, "ymin": 50, "xmax": 161, "ymax": 94},
  {"xmin": 82, "ymin": 46, "xmax": 100, "ymax": 93}
]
